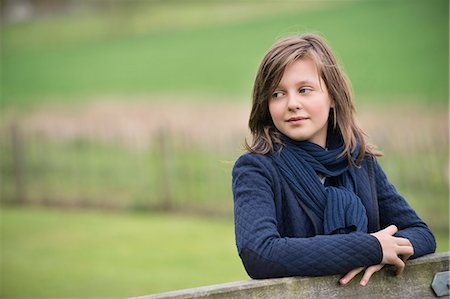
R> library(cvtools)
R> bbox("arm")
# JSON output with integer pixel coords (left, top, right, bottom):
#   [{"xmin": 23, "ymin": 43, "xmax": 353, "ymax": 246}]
[
  {"xmin": 341, "ymin": 157, "xmax": 436, "ymax": 286},
  {"xmin": 232, "ymin": 153, "xmax": 383, "ymax": 279},
  {"xmin": 373, "ymin": 157, "xmax": 436, "ymax": 258}
]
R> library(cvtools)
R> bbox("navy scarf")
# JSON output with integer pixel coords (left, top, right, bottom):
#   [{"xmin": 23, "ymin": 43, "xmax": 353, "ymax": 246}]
[{"xmin": 271, "ymin": 134, "xmax": 368, "ymax": 235}]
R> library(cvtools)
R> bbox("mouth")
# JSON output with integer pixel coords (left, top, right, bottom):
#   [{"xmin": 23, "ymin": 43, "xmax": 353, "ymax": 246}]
[{"xmin": 286, "ymin": 116, "xmax": 309, "ymax": 123}]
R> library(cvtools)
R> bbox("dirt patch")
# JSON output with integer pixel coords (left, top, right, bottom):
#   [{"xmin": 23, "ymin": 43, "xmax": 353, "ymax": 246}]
[
  {"xmin": 357, "ymin": 103, "xmax": 448, "ymax": 152},
  {"xmin": 2, "ymin": 98, "xmax": 448, "ymax": 151},
  {"xmin": 4, "ymin": 99, "xmax": 251, "ymax": 150}
]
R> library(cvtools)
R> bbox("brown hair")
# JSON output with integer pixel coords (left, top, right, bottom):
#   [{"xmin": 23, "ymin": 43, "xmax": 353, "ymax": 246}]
[{"xmin": 246, "ymin": 33, "xmax": 380, "ymax": 163}]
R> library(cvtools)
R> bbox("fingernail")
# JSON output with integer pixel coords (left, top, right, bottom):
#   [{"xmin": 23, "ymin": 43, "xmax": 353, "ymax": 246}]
[
  {"xmin": 340, "ymin": 279, "xmax": 347, "ymax": 285},
  {"xmin": 360, "ymin": 280, "xmax": 367, "ymax": 287}
]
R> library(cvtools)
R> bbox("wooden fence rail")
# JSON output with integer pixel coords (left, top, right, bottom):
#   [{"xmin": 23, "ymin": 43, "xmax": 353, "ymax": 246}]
[
  {"xmin": 132, "ymin": 252, "xmax": 449, "ymax": 299},
  {"xmin": 1, "ymin": 124, "xmax": 237, "ymax": 213}
]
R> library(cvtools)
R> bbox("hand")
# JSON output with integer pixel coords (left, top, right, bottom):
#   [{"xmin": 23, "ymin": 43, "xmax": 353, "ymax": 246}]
[
  {"xmin": 340, "ymin": 264, "xmax": 384, "ymax": 286},
  {"xmin": 339, "ymin": 225, "xmax": 414, "ymax": 286},
  {"xmin": 371, "ymin": 224, "xmax": 414, "ymax": 275}
]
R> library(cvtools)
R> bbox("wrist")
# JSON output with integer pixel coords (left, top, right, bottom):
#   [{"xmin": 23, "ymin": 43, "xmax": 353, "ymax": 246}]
[{"xmin": 368, "ymin": 234, "xmax": 384, "ymax": 265}]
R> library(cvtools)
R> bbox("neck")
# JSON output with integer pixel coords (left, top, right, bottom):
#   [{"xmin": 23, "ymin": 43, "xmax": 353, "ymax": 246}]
[{"xmin": 308, "ymin": 135, "xmax": 327, "ymax": 149}]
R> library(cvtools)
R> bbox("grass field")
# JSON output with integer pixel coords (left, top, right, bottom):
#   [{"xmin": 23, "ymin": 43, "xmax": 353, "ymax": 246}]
[
  {"xmin": 1, "ymin": 1, "xmax": 448, "ymax": 298},
  {"xmin": 1, "ymin": 102, "xmax": 447, "ymax": 229},
  {"xmin": 0, "ymin": 130, "xmax": 237, "ymax": 213},
  {"xmin": 2, "ymin": 0, "xmax": 448, "ymax": 107},
  {"xmin": 1, "ymin": 206, "xmax": 448, "ymax": 299},
  {"xmin": 0, "ymin": 206, "xmax": 248, "ymax": 298}
]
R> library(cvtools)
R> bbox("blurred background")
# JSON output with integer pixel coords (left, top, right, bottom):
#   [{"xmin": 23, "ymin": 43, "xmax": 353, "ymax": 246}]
[{"xmin": 0, "ymin": 0, "xmax": 448, "ymax": 298}]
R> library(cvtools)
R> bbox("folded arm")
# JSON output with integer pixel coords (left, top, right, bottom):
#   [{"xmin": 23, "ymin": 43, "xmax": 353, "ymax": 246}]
[
  {"xmin": 232, "ymin": 154, "xmax": 383, "ymax": 279},
  {"xmin": 341, "ymin": 157, "xmax": 436, "ymax": 286},
  {"xmin": 373, "ymin": 157, "xmax": 436, "ymax": 258}
]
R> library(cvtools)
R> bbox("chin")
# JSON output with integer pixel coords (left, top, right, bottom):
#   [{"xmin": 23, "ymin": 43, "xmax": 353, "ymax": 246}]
[{"xmin": 287, "ymin": 135, "xmax": 307, "ymax": 142}]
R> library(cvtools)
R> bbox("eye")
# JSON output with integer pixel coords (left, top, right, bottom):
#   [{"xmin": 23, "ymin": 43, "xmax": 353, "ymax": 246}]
[
  {"xmin": 272, "ymin": 91, "xmax": 284, "ymax": 98},
  {"xmin": 299, "ymin": 87, "xmax": 312, "ymax": 94}
]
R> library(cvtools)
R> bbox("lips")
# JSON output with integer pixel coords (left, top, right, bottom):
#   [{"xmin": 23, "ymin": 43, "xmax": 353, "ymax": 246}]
[{"xmin": 287, "ymin": 116, "xmax": 309, "ymax": 123}]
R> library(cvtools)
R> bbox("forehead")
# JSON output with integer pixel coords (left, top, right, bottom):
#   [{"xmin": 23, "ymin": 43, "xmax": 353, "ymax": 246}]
[{"xmin": 278, "ymin": 57, "xmax": 321, "ymax": 85}]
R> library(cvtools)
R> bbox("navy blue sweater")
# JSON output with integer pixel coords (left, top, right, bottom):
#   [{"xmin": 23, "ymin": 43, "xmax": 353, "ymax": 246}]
[{"xmin": 232, "ymin": 153, "xmax": 436, "ymax": 279}]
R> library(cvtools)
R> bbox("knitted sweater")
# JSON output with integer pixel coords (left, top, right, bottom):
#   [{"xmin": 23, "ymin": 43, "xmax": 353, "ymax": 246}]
[{"xmin": 232, "ymin": 152, "xmax": 436, "ymax": 279}]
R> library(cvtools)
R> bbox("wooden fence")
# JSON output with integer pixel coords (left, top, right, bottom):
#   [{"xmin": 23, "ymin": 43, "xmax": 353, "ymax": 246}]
[
  {"xmin": 132, "ymin": 252, "xmax": 450, "ymax": 299},
  {"xmin": 1, "ymin": 122, "xmax": 241, "ymax": 214}
]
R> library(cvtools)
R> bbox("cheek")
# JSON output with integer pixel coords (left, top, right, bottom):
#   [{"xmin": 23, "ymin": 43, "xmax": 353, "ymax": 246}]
[
  {"xmin": 268, "ymin": 102, "xmax": 282, "ymax": 122},
  {"xmin": 308, "ymin": 99, "xmax": 331, "ymax": 120}
]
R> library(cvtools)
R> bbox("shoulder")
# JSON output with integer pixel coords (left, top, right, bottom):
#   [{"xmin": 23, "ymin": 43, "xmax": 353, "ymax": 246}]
[
  {"xmin": 358, "ymin": 154, "xmax": 379, "ymax": 172},
  {"xmin": 351, "ymin": 154, "xmax": 379, "ymax": 185},
  {"xmin": 360, "ymin": 154, "xmax": 385, "ymax": 176},
  {"xmin": 232, "ymin": 152, "xmax": 279, "ymax": 182},
  {"xmin": 233, "ymin": 152, "xmax": 276, "ymax": 171},
  {"xmin": 234, "ymin": 152, "xmax": 273, "ymax": 166},
  {"xmin": 358, "ymin": 154, "xmax": 391, "ymax": 188}
]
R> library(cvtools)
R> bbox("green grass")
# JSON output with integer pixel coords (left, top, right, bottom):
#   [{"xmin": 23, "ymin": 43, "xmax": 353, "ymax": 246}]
[
  {"xmin": 0, "ymin": 2, "xmax": 448, "ymax": 296},
  {"xmin": 0, "ymin": 206, "xmax": 248, "ymax": 299},
  {"xmin": 1, "ymin": 0, "xmax": 448, "ymax": 107},
  {"xmin": 1, "ymin": 121, "xmax": 447, "ymax": 241},
  {"xmin": 0, "ymin": 136, "xmax": 236, "ymax": 213},
  {"xmin": 378, "ymin": 149, "xmax": 449, "ymax": 232},
  {"xmin": 1, "ymin": 206, "xmax": 448, "ymax": 299}
]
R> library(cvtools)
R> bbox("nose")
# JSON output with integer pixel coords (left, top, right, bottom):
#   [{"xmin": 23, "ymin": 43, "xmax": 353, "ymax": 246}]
[{"xmin": 287, "ymin": 92, "xmax": 303, "ymax": 111}]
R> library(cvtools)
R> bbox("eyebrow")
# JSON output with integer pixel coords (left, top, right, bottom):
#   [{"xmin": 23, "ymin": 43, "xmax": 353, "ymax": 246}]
[
  {"xmin": 276, "ymin": 79, "xmax": 318, "ymax": 89},
  {"xmin": 297, "ymin": 80, "xmax": 316, "ymax": 86}
]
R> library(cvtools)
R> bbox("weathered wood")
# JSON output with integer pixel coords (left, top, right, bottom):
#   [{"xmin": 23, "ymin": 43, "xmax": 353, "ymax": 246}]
[
  {"xmin": 157, "ymin": 127, "xmax": 173, "ymax": 211},
  {"xmin": 132, "ymin": 252, "xmax": 449, "ymax": 299},
  {"xmin": 11, "ymin": 123, "xmax": 26, "ymax": 203}
]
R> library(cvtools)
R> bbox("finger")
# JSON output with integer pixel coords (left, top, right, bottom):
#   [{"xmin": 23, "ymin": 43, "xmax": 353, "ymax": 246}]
[
  {"xmin": 399, "ymin": 252, "xmax": 413, "ymax": 264},
  {"xmin": 398, "ymin": 244, "xmax": 414, "ymax": 261},
  {"xmin": 383, "ymin": 225, "xmax": 398, "ymax": 235},
  {"xmin": 395, "ymin": 237, "xmax": 412, "ymax": 246},
  {"xmin": 360, "ymin": 264, "xmax": 384, "ymax": 287},
  {"xmin": 340, "ymin": 267, "xmax": 364, "ymax": 285},
  {"xmin": 399, "ymin": 254, "xmax": 409, "ymax": 263},
  {"xmin": 393, "ymin": 257, "xmax": 405, "ymax": 275}
]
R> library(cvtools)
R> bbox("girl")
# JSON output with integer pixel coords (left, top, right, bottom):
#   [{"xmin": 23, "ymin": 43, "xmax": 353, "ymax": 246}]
[{"xmin": 232, "ymin": 33, "xmax": 436, "ymax": 286}]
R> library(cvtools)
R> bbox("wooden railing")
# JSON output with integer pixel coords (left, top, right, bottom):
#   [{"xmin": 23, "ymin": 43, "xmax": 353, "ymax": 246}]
[{"xmin": 132, "ymin": 252, "xmax": 449, "ymax": 299}]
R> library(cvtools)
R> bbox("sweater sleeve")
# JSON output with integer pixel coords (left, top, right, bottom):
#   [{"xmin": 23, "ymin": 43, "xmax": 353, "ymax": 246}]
[
  {"xmin": 232, "ymin": 153, "xmax": 383, "ymax": 279},
  {"xmin": 373, "ymin": 157, "xmax": 436, "ymax": 259}
]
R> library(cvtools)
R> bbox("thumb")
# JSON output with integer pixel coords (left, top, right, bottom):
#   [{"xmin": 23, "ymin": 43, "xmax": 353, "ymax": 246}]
[{"xmin": 383, "ymin": 225, "xmax": 398, "ymax": 236}]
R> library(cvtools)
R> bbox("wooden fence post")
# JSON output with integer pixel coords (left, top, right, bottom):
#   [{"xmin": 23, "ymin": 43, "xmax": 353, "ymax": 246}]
[
  {"xmin": 11, "ymin": 123, "xmax": 26, "ymax": 204},
  {"xmin": 157, "ymin": 128, "xmax": 173, "ymax": 211}
]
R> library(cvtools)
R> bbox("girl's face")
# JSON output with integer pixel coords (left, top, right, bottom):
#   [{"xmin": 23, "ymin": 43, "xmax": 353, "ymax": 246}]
[{"xmin": 269, "ymin": 57, "xmax": 332, "ymax": 148}]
